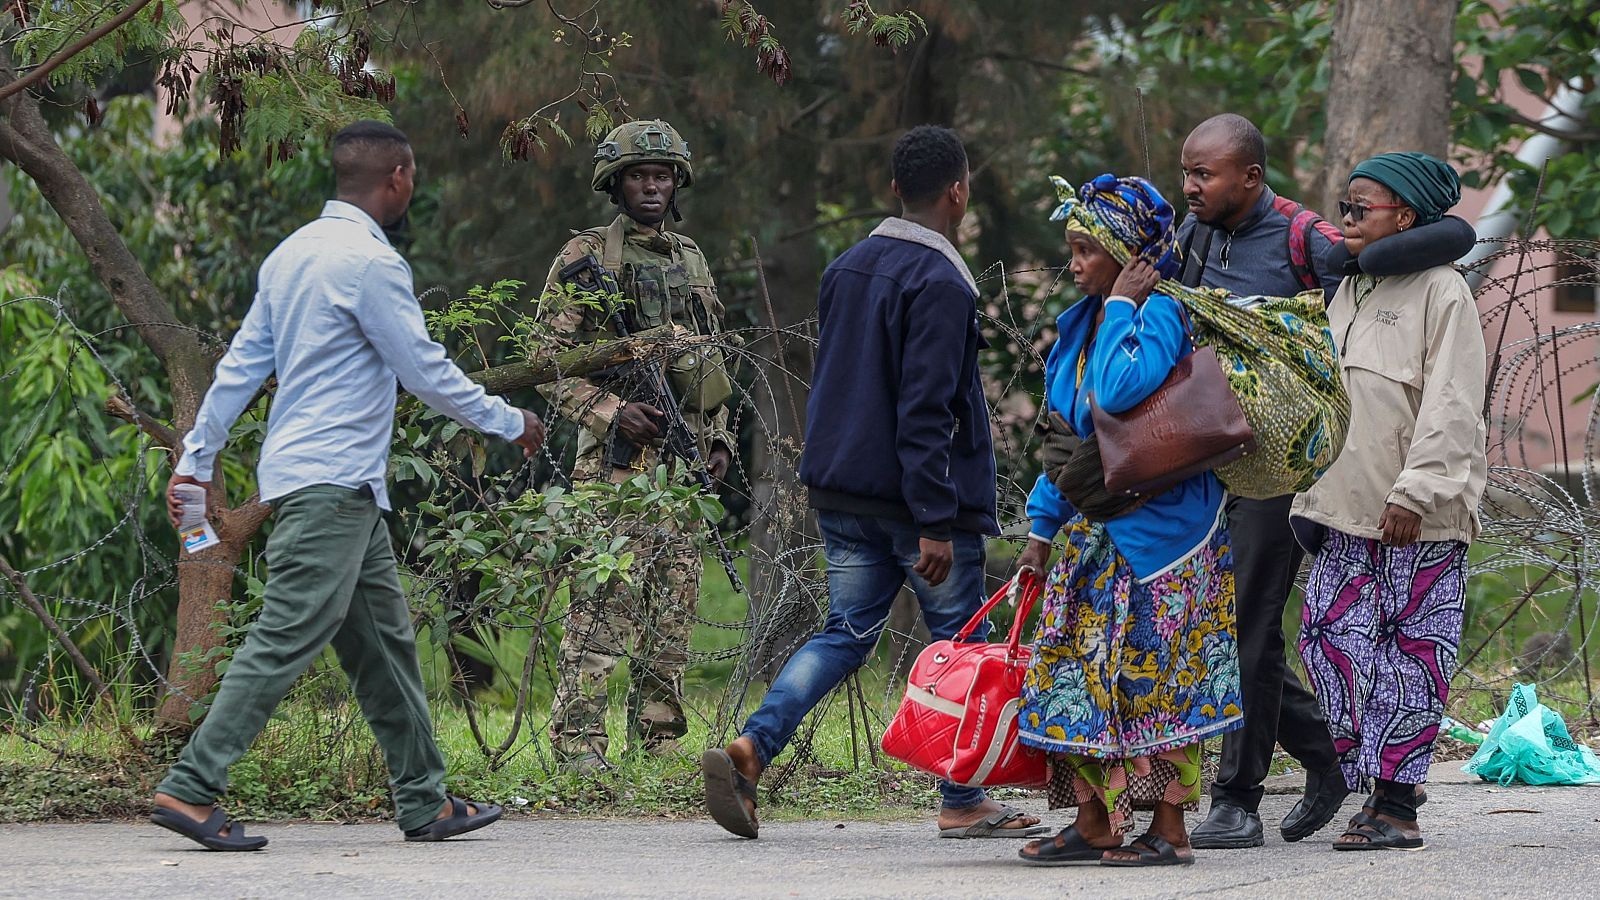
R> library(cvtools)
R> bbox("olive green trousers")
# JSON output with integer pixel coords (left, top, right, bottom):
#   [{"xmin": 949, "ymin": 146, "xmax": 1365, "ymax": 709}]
[{"xmin": 157, "ymin": 485, "xmax": 448, "ymax": 832}]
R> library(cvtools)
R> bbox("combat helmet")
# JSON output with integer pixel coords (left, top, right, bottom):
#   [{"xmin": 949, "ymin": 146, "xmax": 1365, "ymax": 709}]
[{"xmin": 591, "ymin": 119, "xmax": 694, "ymax": 193}]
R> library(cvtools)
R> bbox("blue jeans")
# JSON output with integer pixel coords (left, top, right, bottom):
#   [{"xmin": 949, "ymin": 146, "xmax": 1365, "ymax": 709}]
[{"xmin": 741, "ymin": 510, "xmax": 991, "ymax": 809}]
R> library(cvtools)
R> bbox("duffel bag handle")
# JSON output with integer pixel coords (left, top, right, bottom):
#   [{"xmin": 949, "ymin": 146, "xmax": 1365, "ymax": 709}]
[{"xmin": 952, "ymin": 568, "xmax": 1043, "ymax": 661}]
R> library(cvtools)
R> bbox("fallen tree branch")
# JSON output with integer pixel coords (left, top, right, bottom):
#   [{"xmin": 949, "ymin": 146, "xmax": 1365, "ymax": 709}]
[
  {"xmin": 100, "ymin": 325, "xmax": 699, "ymax": 456},
  {"xmin": 467, "ymin": 323, "xmax": 704, "ymax": 395}
]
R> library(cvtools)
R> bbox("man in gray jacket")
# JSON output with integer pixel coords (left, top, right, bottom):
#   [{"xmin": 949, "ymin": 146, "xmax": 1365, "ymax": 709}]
[{"xmin": 1176, "ymin": 114, "xmax": 1348, "ymax": 849}]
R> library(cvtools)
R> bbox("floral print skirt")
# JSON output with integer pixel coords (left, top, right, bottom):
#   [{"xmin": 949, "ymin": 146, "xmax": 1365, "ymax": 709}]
[{"xmin": 1018, "ymin": 510, "xmax": 1243, "ymax": 760}]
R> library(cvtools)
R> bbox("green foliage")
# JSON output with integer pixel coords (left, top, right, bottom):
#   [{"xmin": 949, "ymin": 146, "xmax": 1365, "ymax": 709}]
[
  {"xmin": 0, "ymin": 95, "xmax": 321, "ymax": 711},
  {"xmin": 1, "ymin": 95, "xmax": 330, "ymax": 344},
  {"xmin": 841, "ymin": 2, "xmax": 928, "ymax": 50},
  {"xmin": 415, "ymin": 467, "xmax": 724, "ymax": 610},
  {"xmin": 1140, "ymin": 1, "xmax": 1331, "ymax": 187},
  {"xmin": 0, "ymin": 281, "xmax": 167, "ymax": 703},
  {"xmin": 1454, "ymin": 0, "xmax": 1600, "ymax": 237},
  {"xmin": 11, "ymin": 0, "xmax": 185, "ymax": 90}
]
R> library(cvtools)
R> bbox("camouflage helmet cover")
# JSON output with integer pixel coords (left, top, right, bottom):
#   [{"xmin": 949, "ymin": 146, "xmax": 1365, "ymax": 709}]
[{"xmin": 591, "ymin": 119, "xmax": 695, "ymax": 193}]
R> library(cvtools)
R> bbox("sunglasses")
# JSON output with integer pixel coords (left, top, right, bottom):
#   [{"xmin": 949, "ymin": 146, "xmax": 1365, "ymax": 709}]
[{"xmin": 1339, "ymin": 200, "xmax": 1406, "ymax": 222}]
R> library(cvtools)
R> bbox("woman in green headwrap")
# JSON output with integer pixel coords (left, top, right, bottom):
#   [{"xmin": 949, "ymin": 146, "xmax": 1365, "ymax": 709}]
[{"xmin": 1289, "ymin": 151, "xmax": 1488, "ymax": 852}]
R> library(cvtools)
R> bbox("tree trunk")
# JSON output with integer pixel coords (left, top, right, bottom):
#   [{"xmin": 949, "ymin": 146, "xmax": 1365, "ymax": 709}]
[
  {"xmin": 153, "ymin": 536, "xmax": 244, "ymax": 728},
  {"xmin": 0, "ymin": 59, "xmax": 264, "ymax": 735},
  {"xmin": 1319, "ymin": 0, "xmax": 1458, "ymax": 216}
]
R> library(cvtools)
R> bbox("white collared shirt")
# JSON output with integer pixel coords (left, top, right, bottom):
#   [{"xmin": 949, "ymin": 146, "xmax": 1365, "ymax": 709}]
[{"xmin": 174, "ymin": 201, "xmax": 523, "ymax": 509}]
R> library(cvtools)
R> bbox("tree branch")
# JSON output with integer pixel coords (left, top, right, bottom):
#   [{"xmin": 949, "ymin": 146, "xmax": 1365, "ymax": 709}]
[
  {"xmin": 0, "ymin": 552, "xmax": 143, "ymax": 752},
  {"xmin": 1505, "ymin": 108, "xmax": 1600, "ymax": 143},
  {"xmin": 467, "ymin": 323, "xmax": 702, "ymax": 395},
  {"xmin": 780, "ymin": 207, "xmax": 893, "ymax": 242},
  {"xmin": 0, "ymin": 49, "xmax": 213, "ymax": 430},
  {"xmin": 104, "ymin": 391, "xmax": 179, "ymax": 451},
  {"xmin": 978, "ymin": 51, "xmax": 1097, "ymax": 78},
  {"xmin": 0, "ymin": 0, "xmax": 157, "ymax": 103}
]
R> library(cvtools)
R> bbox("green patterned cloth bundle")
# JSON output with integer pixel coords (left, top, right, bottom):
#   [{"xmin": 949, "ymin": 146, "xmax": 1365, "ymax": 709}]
[{"xmin": 1159, "ymin": 279, "xmax": 1349, "ymax": 498}]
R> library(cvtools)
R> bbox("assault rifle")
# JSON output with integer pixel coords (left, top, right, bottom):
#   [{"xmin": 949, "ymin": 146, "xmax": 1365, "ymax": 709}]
[{"xmin": 556, "ymin": 253, "xmax": 745, "ymax": 594}]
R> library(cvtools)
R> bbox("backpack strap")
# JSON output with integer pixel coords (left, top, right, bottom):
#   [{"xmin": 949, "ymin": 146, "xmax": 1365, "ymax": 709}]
[
  {"xmin": 1271, "ymin": 195, "xmax": 1317, "ymax": 291},
  {"xmin": 1271, "ymin": 195, "xmax": 1342, "ymax": 292},
  {"xmin": 602, "ymin": 215, "xmax": 627, "ymax": 273},
  {"xmin": 1179, "ymin": 223, "xmax": 1214, "ymax": 289}
]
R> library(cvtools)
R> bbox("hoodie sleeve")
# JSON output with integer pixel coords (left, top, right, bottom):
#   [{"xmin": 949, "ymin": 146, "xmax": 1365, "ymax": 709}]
[
  {"xmin": 1027, "ymin": 473, "xmax": 1074, "ymax": 541},
  {"xmin": 1083, "ymin": 293, "xmax": 1189, "ymax": 414},
  {"xmin": 1308, "ymin": 219, "xmax": 1346, "ymax": 302},
  {"xmin": 895, "ymin": 279, "xmax": 976, "ymax": 541}
]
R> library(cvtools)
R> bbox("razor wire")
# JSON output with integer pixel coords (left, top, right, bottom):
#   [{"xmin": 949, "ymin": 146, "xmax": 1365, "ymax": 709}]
[{"xmin": 1, "ymin": 238, "xmax": 1598, "ymax": 790}]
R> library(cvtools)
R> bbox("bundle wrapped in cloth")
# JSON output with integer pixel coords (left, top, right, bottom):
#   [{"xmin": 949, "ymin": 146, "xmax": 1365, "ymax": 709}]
[
  {"xmin": 1158, "ymin": 279, "xmax": 1349, "ymax": 499},
  {"xmin": 1050, "ymin": 174, "xmax": 1349, "ymax": 500}
]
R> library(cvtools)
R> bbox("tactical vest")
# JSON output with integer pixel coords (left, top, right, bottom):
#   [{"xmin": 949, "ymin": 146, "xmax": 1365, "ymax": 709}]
[{"xmin": 580, "ymin": 217, "xmax": 732, "ymax": 412}]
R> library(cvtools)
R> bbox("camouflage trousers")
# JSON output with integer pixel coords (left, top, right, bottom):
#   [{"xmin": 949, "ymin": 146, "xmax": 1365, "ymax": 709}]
[{"xmin": 550, "ymin": 497, "xmax": 703, "ymax": 761}]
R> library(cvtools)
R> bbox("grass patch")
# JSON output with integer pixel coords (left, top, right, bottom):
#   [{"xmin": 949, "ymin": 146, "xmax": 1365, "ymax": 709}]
[
  {"xmin": 0, "ymin": 693, "xmax": 942, "ymax": 824},
  {"xmin": 5, "ymin": 541, "xmax": 1596, "ymax": 824}
]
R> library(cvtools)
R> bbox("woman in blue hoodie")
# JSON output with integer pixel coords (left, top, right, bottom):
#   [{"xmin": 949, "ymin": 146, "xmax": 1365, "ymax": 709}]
[{"xmin": 1014, "ymin": 175, "xmax": 1242, "ymax": 868}]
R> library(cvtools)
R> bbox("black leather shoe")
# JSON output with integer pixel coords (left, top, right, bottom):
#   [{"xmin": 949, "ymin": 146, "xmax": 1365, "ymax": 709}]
[
  {"xmin": 1190, "ymin": 803, "xmax": 1264, "ymax": 849},
  {"xmin": 1280, "ymin": 767, "xmax": 1352, "ymax": 842}
]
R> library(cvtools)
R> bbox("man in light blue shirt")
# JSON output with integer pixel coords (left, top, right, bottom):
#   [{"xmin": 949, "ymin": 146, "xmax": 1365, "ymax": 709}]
[{"xmin": 149, "ymin": 121, "xmax": 544, "ymax": 852}]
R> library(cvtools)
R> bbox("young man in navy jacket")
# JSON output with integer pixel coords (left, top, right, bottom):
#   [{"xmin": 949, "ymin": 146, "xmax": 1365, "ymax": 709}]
[{"xmin": 701, "ymin": 126, "xmax": 1044, "ymax": 842}]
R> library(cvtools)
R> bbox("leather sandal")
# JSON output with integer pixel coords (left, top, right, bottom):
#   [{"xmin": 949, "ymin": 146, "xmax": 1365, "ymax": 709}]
[
  {"xmin": 1018, "ymin": 825, "xmax": 1110, "ymax": 866},
  {"xmin": 1333, "ymin": 817, "xmax": 1426, "ymax": 851},
  {"xmin": 150, "ymin": 806, "xmax": 268, "ymax": 852},
  {"xmin": 1100, "ymin": 832, "xmax": 1195, "ymax": 867},
  {"xmin": 403, "ymin": 795, "xmax": 503, "ymax": 842},
  {"xmin": 702, "ymin": 748, "xmax": 760, "ymax": 839}
]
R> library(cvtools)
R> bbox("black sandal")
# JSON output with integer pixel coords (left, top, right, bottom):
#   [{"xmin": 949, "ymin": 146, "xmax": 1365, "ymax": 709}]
[
  {"xmin": 702, "ymin": 748, "xmax": 760, "ymax": 839},
  {"xmin": 1018, "ymin": 825, "xmax": 1109, "ymax": 866},
  {"xmin": 1333, "ymin": 816, "xmax": 1426, "ymax": 851},
  {"xmin": 150, "ymin": 806, "xmax": 268, "ymax": 852},
  {"xmin": 1099, "ymin": 832, "xmax": 1195, "ymax": 867},
  {"xmin": 403, "ymin": 795, "xmax": 503, "ymax": 842}
]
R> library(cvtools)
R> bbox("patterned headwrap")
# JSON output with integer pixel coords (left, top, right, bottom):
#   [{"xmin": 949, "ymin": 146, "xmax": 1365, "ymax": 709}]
[{"xmin": 1049, "ymin": 173, "xmax": 1182, "ymax": 280}]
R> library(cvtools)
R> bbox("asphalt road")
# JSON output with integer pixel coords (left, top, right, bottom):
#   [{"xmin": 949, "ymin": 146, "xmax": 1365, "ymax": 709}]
[{"xmin": 3, "ymin": 763, "xmax": 1595, "ymax": 899}]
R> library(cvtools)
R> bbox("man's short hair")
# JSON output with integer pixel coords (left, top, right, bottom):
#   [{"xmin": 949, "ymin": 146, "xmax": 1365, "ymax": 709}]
[
  {"xmin": 892, "ymin": 125, "xmax": 968, "ymax": 206},
  {"xmin": 1194, "ymin": 113, "xmax": 1266, "ymax": 170},
  {"xmin": 332, "ymin": 120, "xmax": 411, "ymax": 194}
]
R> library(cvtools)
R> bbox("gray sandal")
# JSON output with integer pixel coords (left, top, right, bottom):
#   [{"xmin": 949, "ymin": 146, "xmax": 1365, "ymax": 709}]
[
  {"xmin": 403, "ymin": 795, "xmax": 502, "ymax": 842},
  {"xmin": 702, "ymin": 748, "xmax": 760, "ymax": 839},
  {"xmin": 938, "ymin": 805, "xmax": 1049, "ymax": 839}
]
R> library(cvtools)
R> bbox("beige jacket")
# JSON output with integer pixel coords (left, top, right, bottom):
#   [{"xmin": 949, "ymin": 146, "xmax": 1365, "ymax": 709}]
[{"xmin": 1291, "ymin": 266, "xmax": 1488, "ymax": 544}]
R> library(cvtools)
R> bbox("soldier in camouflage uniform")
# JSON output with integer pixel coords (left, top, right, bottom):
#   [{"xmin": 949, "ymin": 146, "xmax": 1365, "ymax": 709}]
[{"xmin": 539, "ymin": 120, "xmax": 736, "ymax": 771}]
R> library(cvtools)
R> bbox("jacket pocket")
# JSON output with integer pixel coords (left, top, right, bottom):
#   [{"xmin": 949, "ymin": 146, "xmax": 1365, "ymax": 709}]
[{"xmin": 1340, "ymin": 315, "xmax": 1422, "ymax": 389}]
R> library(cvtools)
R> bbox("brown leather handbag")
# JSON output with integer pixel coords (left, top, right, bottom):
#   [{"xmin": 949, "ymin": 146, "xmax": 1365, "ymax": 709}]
[{"xmin": 1089, "ymin": 344, "xmax": 1257, "ymax": 497}]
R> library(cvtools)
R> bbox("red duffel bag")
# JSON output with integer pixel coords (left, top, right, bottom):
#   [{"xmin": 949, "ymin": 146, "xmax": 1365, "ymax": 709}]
[{"xmin": 880, "ymin": 570, "xmax": 1048, "ymax": 788}]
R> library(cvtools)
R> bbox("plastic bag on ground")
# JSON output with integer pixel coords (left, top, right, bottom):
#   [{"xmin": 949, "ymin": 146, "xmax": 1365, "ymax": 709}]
[{"xmin": 1463, "ymin": 683, "xmax": 1600, "ymax": 786}]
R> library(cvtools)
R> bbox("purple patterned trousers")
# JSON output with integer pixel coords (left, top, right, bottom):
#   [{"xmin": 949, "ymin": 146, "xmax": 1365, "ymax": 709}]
[{"xmin": 1298, "ymin": 528, "xmax": 1468, "ymax": 789}]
